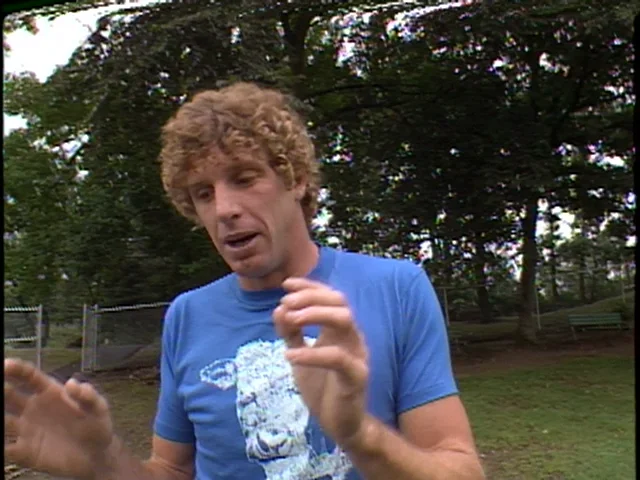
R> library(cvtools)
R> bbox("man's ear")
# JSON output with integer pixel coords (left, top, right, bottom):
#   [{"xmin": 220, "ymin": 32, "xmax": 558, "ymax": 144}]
[{"xmin": 294, "ymin": 178, "xmax": 307, "ymax": 201}]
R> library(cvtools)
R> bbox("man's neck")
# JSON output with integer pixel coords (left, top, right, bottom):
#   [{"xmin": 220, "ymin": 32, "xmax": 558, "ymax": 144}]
[{"xmin": 239, "ymin": 235, "xmax": 320, "ymax": 291}]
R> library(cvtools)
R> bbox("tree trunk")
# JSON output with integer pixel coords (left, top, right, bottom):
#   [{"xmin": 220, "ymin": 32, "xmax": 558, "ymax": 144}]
[
  {"xmin": 624, "ymin": 262, "xmax": 631, "ymax": 284},
  {"xmin": 473, "ymin": 240, "xmax": 493, "ymax": 323},
  {"xmin": 281, "ymin": 11, "xmax": 314, "ymax": 86},
  {"xmin": 546, "ymin": 214, "xmax": 560, "ymax": 302},
  {"xmin": 517, "ymin": 197, "xmax": 540, "ymax": 344}
]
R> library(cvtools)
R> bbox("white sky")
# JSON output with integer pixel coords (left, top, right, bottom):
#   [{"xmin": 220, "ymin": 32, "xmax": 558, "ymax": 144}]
[
  {"xmin": 3, "ymin": 4, "xmax": 133, "ymax": 135},
  {"xmin": 5, "ymin": 3, "xmax": 632, "ymax": 253}
]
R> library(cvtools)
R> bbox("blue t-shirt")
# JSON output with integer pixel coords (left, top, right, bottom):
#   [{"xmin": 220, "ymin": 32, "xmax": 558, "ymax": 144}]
[{"xmin": 154, "ymin": 246, "xmax": 458, "ymax": 480}]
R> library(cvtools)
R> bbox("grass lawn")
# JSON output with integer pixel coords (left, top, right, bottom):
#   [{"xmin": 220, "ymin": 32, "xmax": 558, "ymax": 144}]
[
  {"xmin": 46, "ymin": 324, "xmax": 83, "ymax": 349},
  {"xmin": 460, "ymin": 355, "xmax": 635, "ymax": 479},
  {"xmin": 82, "ymin": 352, "xmax": 635, "ymax": 479},
  {"xmin": 100, "ymin": 378, "xmax": 158, "ymax": 456}
]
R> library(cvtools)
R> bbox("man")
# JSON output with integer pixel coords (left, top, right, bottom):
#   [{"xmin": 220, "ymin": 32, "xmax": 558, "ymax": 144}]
[{"xmin": 4, "ymin": 82, "xmax": 485, "ymax": 480}]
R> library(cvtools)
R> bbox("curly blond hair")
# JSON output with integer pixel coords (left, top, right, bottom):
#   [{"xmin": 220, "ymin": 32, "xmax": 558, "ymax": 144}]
[{"xmin": 159, "ymin": 82, "xmax": 321, "ymax": 224}]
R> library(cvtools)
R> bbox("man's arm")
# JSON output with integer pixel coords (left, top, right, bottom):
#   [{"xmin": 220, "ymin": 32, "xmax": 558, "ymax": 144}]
[
  {"xmin": 95, "ymin": 435, "xmax": 194, "ymax": 480},
  {"xmin": 341, "ymin": 265, "xmax": 484, "ymax": 479},
  {"xmin": 343, "ymin": 396, "xmax": 485, "ymax": 480}
]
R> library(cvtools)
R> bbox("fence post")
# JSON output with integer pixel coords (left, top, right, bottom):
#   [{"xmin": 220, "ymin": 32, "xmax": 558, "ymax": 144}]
[
  {"xmin": 442, "ymin": 287, "xmax": 450, "ymax": 326},
  {"xmin": 535, "ymin": 285, "xmax": 542, "ymax": 331},
  {"xmin": 81, "ymin": 304, "xmax": 89, "ymax": 372},
  {"xmin": 92, "ymin": 304, "xmax": 100, "ymax": 372},
  {"xmin": 36, "ymin": 304, "xmax": 44, "ymax": 370}
]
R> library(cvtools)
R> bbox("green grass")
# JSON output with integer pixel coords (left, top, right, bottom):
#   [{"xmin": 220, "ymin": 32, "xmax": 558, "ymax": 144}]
[
  {"xmin": 90, "ymin": 353, "xmax": 635, "ymax": 479},
  {"xmin": 450, "ymin": 321, "xmax": 517, "ymax": 338},
  {"xmin": 460, "ymin": 356, "xmax": 635, "ymax": 479},
  {"xmin": 100, "ymin": 378, "xmax": 158, "ymax": 456},
  {"xmin": 47, "ymin": 323, "xmax": 83, "ymax": 348}
]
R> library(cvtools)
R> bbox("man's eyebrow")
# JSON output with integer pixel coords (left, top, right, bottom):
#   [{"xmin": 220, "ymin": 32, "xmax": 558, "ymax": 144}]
[{"xmin": 186, "ymin": 180, "xmax": 209, "ymax": 190}]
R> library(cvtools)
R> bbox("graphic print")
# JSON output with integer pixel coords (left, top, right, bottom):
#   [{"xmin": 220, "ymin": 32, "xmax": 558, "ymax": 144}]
[{"xmin": 199, "ymin": 337, "xmax": 353, "ymax": 480}]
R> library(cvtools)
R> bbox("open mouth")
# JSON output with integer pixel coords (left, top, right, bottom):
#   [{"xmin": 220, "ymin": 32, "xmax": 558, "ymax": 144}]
[{"xmin": 226, "ymin": 233, "xmax": 258, "ymax": 249}]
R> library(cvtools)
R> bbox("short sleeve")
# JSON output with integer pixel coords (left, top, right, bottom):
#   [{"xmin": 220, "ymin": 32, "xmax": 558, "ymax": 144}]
[
  {"xmin": 396, "ymin": 266, "xmax": 458, "ymax": 415},
  {"xmin": 153, "ymin": 299, "xmax": 196, "ymax": 444}
]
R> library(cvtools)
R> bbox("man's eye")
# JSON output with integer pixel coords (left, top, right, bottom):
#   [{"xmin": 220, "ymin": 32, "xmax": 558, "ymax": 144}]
[
  {"xmin": 236, "ymin": 175, "xmax": 256, "ymax": 186},
  {"xmin": 194, "ymin": 187, "xmax": 213, "ymax": 201}
]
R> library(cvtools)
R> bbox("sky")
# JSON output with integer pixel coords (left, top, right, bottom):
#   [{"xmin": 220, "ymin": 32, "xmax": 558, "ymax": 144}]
[
  {"xmin": 4, "ymin": 2, "xmax": 607, "ymax": 250},
  {"xmin": 3, "ymin": 4, "xmax": 133, "ymax": 134}
]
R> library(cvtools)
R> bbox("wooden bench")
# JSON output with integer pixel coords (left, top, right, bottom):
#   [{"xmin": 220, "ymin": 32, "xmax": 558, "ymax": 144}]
[{"xmin": 568, "ymin": 313, "xmax": 625, "ymax": 340}]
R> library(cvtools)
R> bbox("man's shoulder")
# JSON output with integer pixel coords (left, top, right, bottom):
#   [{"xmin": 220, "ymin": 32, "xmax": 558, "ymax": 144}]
[
  {"xmin": 331, "ymin": 248, "xmax": 424, "ymax": 283},
  {"xmin": 168, "ymin": 273, "xmax": 235, "ymax": 312}
]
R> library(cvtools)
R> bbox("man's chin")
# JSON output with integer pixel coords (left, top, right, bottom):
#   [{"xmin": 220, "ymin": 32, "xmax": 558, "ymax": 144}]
[{"xmin": 227, "ymin": 254, "xmax": 272, "ymax": 279}]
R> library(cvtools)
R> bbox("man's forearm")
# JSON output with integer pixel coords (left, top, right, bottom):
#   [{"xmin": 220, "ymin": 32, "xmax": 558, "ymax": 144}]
[
  {"xmin": 343, "ymin": 415, "xmax": 485, "ymax": 480},
  {"xmin": 92, "ymin": 437, "xmax": 191, "ymax": 480}
]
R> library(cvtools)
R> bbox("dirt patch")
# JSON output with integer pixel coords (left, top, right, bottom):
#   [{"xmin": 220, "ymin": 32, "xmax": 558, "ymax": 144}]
[{"xmin": 453, "ymin": 331, "xmax": 634, "ymax": 376}]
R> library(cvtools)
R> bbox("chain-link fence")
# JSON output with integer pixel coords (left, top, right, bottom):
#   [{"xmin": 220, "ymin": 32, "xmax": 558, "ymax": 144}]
[
  {"xmin": 4, "ymin": 305, "xmax": 44, "ymax": 369},
  {"xmin": 16, "ymin": 260, "xmax": 631, "ymax": 375},
  {"xmin": 434, "ymin": 265, "xmax": 635, "ymax": 338},
  {"xmin": 81, "ymin": 302, "xmax": 169, "ymax": 372}
]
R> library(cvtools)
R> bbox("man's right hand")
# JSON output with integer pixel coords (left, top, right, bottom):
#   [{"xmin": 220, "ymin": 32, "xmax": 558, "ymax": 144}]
[{"xmin": 4, "ymin": 358, "xmax": 116, "ymax": 480}]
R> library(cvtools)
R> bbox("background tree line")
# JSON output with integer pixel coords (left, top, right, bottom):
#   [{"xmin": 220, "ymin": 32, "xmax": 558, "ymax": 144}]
[{"xmin": 3, "ymin": 0, "xmax": 635, "ymax": 343}]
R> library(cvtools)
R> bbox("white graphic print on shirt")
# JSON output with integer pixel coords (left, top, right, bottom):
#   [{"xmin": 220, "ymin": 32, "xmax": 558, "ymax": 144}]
[{"xmin": 199, "ymin": 337, "xmax": 353, "ymax": 480}]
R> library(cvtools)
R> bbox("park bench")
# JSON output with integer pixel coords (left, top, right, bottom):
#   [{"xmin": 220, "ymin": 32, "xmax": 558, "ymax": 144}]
[{"xmin": 568, "ymin": 313, "xmax": 625, "ymax": 340}]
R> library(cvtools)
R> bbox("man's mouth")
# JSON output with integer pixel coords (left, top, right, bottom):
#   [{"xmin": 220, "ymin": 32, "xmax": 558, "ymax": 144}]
[{"xmin": 225, "ymin": 233, "xmax": 259, "ymax": 249}]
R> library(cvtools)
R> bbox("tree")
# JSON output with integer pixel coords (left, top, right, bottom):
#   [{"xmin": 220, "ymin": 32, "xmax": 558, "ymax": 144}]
[{"xmin": 3, "ymin": 0, "xmax": 633, "ymax": 339}]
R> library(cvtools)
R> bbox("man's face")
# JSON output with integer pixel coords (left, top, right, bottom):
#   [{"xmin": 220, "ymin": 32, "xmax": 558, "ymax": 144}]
[{"xmin": 187, "ymin": 149, "xmax": 305, "ymax": 282}]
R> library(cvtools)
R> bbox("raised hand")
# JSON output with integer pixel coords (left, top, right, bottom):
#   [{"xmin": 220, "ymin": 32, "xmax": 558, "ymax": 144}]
[
  {"xmin": 4, "ymin": 359, "xmax": 115, "ymax": 480},
  {"xmin": 273, "ymin": 277, "xmax": 370, "ymax": 449}
]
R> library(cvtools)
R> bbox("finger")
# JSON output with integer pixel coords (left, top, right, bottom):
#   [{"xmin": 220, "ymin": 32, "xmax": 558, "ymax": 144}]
[
  {"xmin": 5, "ymin": 413, "xmax": 20, "ymax": 440},
  {"xmin": 285, "ymin": 305, "xmax": 354, "ymax": 331},
  {"xmin": 5, "ymin": 432, "xmax": 29, "ymax": 466},
  {"xmin": 4, "ymin": 358, "xmax": 52, "ymax": 395},
  {"xmin": 4, "ymin": 415, "xmax": 25, "ymax": 463},
  {"xmin": 273, "ymin": 305, "xmax": 304, "ymax": 348},
  {"xmin": 282, "ymin": 277, "xmax": 329, "ymax": 292},
  {"xmin": 65, "ymin": 378, "xmax": 109, "ymax": 415},
  {"xmin": 285, "ymin": 346, "xmax": 368, "ymax": 385},
  {"xmin": 281, "ymin": 288, "xmax": 347, "ymax": 310},
  {"xmin": 4, "ymin": 383, "xmax": 28, "ymax": 416}
]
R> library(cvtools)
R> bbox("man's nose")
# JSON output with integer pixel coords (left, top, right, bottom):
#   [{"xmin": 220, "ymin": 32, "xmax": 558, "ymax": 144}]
[{"xmin": 214, "ymin": 183, "xmax": 242, "ymax": 221}]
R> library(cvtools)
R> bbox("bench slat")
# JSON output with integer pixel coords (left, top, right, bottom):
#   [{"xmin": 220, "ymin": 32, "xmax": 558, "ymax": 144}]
[
  {"xmin": 570, "ymin": 318, "xmax": 621, "ymax": 324},
  {"xmin": 568, "ymin": 312, "xmax": 626, "ymax": 340},
  {"xmin": 569, "ymin": 314, "xmax": 622, "ymax": 323}
]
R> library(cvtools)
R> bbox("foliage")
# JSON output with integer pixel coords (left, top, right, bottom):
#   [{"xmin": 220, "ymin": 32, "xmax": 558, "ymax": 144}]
[{"xmin": 2, "ymin": 0, "xmax": 634, "ymax": 336}]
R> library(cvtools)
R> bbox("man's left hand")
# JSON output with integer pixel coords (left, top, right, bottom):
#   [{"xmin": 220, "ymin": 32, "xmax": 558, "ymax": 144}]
[{"xmin": 273, "ymin": 277, "xmax": 371, "ymax": 450}]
